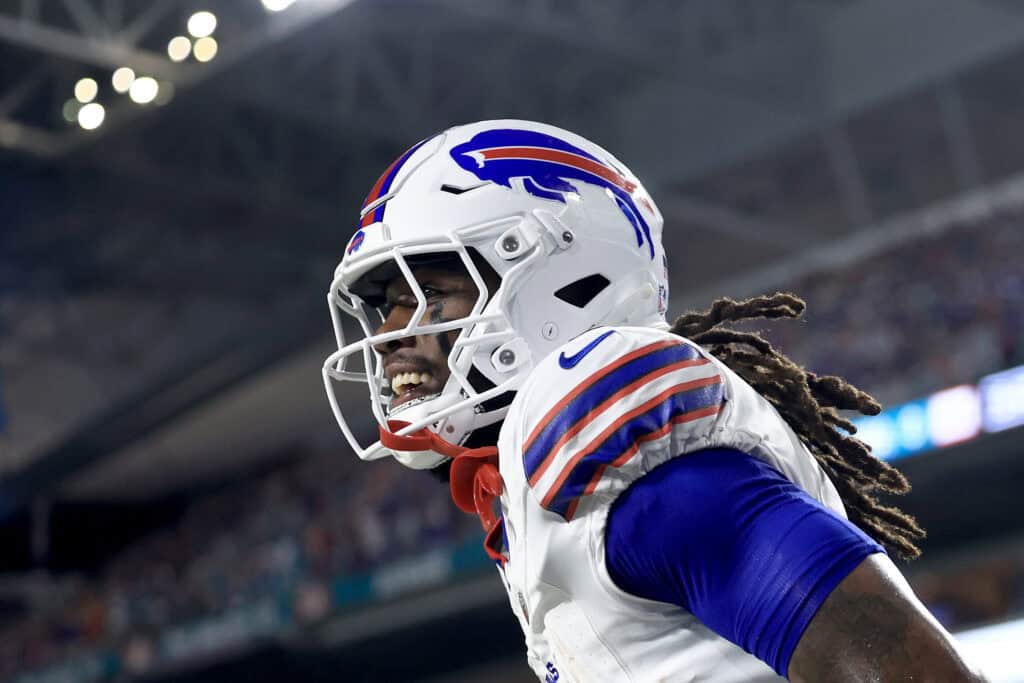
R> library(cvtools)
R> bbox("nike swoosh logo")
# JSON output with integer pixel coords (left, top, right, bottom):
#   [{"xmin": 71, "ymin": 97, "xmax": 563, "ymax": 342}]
[{"xmin": 558, "ymin": 330, "xmax": 615, "ymax": 369}]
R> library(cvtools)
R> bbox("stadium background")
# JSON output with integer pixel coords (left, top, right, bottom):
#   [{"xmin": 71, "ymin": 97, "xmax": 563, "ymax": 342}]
[{"xmin": 1, "ymin": 0, "xmax": 1023, "ymax": 680}]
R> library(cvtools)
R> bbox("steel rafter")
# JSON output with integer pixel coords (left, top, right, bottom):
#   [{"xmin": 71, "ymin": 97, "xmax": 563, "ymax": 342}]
[
  {"xmin": 435, "ymin": 0, "xmax": 822, "ymax": 115},
  {"xmin": 0, "ymin": 11, "xmax": 182, "ymax": 79},
  {"xmin": 0, "ymin": 0, "xmax": 365, "ymax": 159}
]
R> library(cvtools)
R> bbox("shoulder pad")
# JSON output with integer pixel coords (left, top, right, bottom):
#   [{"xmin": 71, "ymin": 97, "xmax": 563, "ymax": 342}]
[{"xmin": 516, "ymin": 327, "xmax": 724, "ymax": 520}]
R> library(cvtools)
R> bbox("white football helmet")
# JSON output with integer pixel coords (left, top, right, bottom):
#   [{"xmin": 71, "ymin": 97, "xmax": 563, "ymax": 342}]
[{"xmin": 323, "ymin": 119, "xmax": 669, "ymax": 469}]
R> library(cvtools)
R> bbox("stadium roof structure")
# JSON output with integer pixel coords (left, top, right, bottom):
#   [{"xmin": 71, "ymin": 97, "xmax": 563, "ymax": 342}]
[{"xmin": 2, "ymin": 0, "xmax": 1024, "ymax": 505}]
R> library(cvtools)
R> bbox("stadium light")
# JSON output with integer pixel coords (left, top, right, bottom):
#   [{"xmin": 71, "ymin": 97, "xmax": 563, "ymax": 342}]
[
  {"xmin": 74, "ymin": 77, "xmax": 98, "ymax": 103},
  {"xmin": 167, "ymin": 36, "xmax": 192, "ymax": 62},
  {"xmin": 112, "ymin": 67, "xmax": 135, "ymax": 94},
  {"xmin": 61, "ymin": 99, "xmax": 81, "ymax": 123},
  {"xmin": 187, "ymin": 11, "xmax": 217, "ymax": 38},
  {"xmin": 262, "ymin": 0, "xmax": 296, "ymax": 12},
  {"xmin": 77, "ymin": 102, "xmax": 105, "ymax": 130},
  {"xmin": 129, "ymin": 77, "xmax": 159, "ymax": 104},
  {"xmin": 193, "ymin": 37, "xmax": 218, "ymax": 62}
]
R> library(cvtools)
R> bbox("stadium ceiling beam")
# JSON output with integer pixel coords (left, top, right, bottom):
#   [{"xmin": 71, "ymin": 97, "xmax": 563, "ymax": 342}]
[
  {"xmin": 0, "ymin": 62, "xmax": 47, "ymax": 118},
  {"xmin": 822, "ymin": 124, "xmax": 873, "ymax": 227},
  {"xmin": 936, "ymin": 80, "xmax": 983, "ymax": 192},
  {"xmin": 433, "ymin": 0, "xmax": 820, "ymax": 116},
  {"xmin": 0, "ymin": 12, "xmax": 181, "ymax": 80},
  {"xmin": 976, "ymin": 0, "xmax": 1024, "ymax": 15},
  {"xmin": 56, "ymin": 0, "xmax": 367, "ymax": 159},
  {"xmin": 656, "ymin": 192, "xmax": 808, "ymax": 246},
  {"xmin": 0, "ymin": 119, "xmax": 61, "ymax": 157},
  {"xmin": 679, "ymin": 168, "xmax": 1024, "ymax": 310},
  {"xmin": 0, "ymin": 0, "xmax": 366, "ymax": 159}
]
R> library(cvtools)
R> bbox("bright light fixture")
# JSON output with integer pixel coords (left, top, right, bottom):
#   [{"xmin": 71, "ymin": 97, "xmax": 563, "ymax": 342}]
[
  {"xmin": 112, "ymin": 67, "xmax": 135, "ymax": 93},
  {"xmin": 77, "ymin": 102, "xmax": 105, "ymax": 130},
  {"xmin": 167, "ymin": 35, "xmax": 192, "ymax": 62},
  {"xmin": 261, "ymin": 0, "xmax": 296, "ymax": 12},
  {"xmin": 74, "ymin": 77, "xmax": 98, "ymax": 103},
  {"xmin": 187, "ymin": 11, "xmax": 217, "ymax": 38},
  {"xmin": 129, "ymin": 76, "xmax": 159, "ymax": 104},
  {"xmin": 193, "ymin": 36, "xmax": 218, "ymax": 62}
]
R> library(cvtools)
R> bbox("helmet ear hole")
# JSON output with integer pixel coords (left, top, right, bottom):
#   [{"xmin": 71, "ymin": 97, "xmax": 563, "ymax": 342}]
[{"xmin": 554, "ymin": 274, "xmax": 611, "ymax": 309}]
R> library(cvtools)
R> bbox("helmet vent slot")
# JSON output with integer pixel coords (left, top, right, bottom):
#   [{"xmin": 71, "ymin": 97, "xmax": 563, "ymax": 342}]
[
  {"xmin": 554, "ymin": 274, "xmax": 610, "ymax": 309},
  {"xmin": 440, "ymin": 182, "xmax": 487, "ymax": 195}
]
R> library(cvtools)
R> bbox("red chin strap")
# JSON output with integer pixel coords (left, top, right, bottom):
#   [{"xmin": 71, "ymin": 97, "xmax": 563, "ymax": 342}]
[
  {"xmin": 380, "ymin": 421, "xmax": 506, "ymax": 564},
  {"xmin": 379, "ymin": 420, "xmax": 466, "ymax": 458},
  {"xmin": 450, "ymin": 445, "xmax": 505, "ymax": 565}
]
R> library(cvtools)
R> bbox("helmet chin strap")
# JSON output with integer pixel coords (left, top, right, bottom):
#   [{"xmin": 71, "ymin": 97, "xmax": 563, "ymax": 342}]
[
  {"xmin": 449, "ymin": 444, "xmax": 505, "ymax": 565},
  {"xmin": 379, "ymin": 419, "xmax": 466, "ymax": 469},
  {"xmin": 380, "ymin": 419, "xmax": 506, "ymax": 564},
  {"xmin": 379, "ymin": 364, "xmax": 512, "ymax": 469}
]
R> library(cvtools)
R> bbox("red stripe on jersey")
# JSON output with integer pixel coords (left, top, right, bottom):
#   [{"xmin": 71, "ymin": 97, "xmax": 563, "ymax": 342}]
[
  {"xmin": 527, "ymin": 357, "xmax": 710, "ymax": 488},
  {"xmin": 540, "ymin": 375, "xmax": 723, "ymax": 511},
  {"xmin": 563, "ymin": 403, "xmax": 722, "ymax": 521},
  {"xmin": 522, "ymin": 339, "xmax": 678, "ymax": 457}
]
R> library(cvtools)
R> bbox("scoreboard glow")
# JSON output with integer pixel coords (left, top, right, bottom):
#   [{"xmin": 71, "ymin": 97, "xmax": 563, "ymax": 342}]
[{"xmin": 852, "ymin": 364, "xmax": 1024, "ymax": 461}]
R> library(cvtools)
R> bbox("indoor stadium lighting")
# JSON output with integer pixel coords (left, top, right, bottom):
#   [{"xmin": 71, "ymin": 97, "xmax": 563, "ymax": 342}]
[
  {"xmin": 74, "ymin": 77, "xmax": 98, "ymax": 103},
  {"xmin": 77, "ymin": 102, "xmax": 105, "ymax": 130},
  {"xmin": 61, "ymin": 99, "xmax": 81, "ymax": 123},
  {"xmin": 193, "ymin": 36, "xmax": 218, "ymax": 62},
  {"xmin": 167, "ymin": 35, "xmax": 192, "ymax": 62},
  {"xmin": 187, "ymin": 11, "xmax": 217, "ymax": 38},
  {"xmin": 261, "ymin": 0, "xmax": 296, "ymax": 12},
  {"xmin": 111, "ymin": 67, "xmax": 135, "ymax": 94},
  {"xmin": 128, "ymin": 77, "xmax": 159, "ymax": 104}
]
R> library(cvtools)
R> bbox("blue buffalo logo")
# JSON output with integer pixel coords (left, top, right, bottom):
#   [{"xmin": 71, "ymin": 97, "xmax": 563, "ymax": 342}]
[
  {"xmin": 346, "ymin": 229, "xmax": 366, "ymax": 255},
  {"xmin": 450, "ymin": 129, "xmax": 655, "ymax": 259}
]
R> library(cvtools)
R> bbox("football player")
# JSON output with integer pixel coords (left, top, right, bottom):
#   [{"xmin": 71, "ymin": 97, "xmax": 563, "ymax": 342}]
[{"xmin": 323, "ymin": 121, "xmax": 986, "ymax": 682}]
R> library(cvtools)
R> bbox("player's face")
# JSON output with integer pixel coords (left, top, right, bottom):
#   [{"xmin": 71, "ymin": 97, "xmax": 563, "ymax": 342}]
[{"xmin": 373, "ymin": 267, "xmax": 482, "ymax": 411}]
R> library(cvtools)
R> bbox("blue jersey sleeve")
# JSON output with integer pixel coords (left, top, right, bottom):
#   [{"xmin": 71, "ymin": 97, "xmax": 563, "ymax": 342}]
[{"xmin": 605, "ymin": 448, "xmax": 884, "ymax": 678}]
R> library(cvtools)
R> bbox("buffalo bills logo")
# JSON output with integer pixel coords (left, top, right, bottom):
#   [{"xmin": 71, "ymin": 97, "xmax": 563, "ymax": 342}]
[
  {"xmin": 346, "ymin": 229, "xmax": 366, "ymax": 255},
  {"xmin": 450, "ymin": 129, "xmax": 655, "ymax": 259}
]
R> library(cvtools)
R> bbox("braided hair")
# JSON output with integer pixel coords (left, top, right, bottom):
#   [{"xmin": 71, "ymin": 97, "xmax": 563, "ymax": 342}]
[{"xmin": 670, "ymin": 292, "xmax": 925, "ymax": 561}]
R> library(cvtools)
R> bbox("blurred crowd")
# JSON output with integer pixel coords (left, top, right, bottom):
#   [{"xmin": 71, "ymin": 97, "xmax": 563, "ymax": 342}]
[
  {"xmin": 911, "ymin": 548, "xmax": 1024, "ymax": 632},
  {"xmin": 765, "ymin": 207, "xmax": 1024, "ymax": 407},
  {"xmin": 3, "ymin": 206, "xmax": 1024, "ymax": 680},
  {"xmin": 0, "ymin": 452, "xmax": 477, "ymax": 680}
]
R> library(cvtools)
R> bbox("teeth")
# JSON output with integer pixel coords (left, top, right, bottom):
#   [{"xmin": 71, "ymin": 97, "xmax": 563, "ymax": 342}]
[{"xmin": 391, "ymin": 372, "xmax": 432, "ymax": 395}]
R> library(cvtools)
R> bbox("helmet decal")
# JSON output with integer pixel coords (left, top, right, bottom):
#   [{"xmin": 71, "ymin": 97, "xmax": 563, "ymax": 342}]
[
  {"xmin": 346, "ymin": 229, "xmax": 366, "ymax": 255},
  {"xmin": 359, "ymin": 135, "xmax": 434, "ymax": 228},
  {"xmin": 450, "ymin": 129, "xmax": 655, "ymax": 259}
]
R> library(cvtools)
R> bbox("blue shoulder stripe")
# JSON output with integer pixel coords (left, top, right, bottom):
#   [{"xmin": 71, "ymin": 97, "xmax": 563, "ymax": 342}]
[
  {"xmin": 523, "ymin": 341, "xmax": 701, "ymax": 485},
  {"xmin": 543, "ymin": 378, "xmax": 723, "ymax": 520}
]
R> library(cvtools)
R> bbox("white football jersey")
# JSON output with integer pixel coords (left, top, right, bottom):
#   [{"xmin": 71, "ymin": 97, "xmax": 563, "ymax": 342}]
[{"xmin": 494, "ymin": 325, "xmax": 847, "ymax": 683}]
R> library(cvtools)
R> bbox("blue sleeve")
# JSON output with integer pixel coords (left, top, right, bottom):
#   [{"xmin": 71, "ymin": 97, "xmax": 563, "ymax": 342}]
[{"xmin": 605, "ymin": 448, "xmax": 884, "ymax": 678}]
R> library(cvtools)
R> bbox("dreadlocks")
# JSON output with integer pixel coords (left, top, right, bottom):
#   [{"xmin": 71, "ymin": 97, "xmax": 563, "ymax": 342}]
[{"xmin": 670, "ymin": 292, "xmax": 925, "ymax": 561}]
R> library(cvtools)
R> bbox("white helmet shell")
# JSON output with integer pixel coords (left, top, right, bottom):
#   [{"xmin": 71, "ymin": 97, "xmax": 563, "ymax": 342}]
[{"xmin": 323, "ymin": 120, "xmax": 668, "ymax": 469}]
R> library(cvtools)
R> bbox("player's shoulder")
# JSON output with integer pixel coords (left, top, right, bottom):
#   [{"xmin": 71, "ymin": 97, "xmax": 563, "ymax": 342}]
[
  {"xmin": 508, "ymin": 325, "xmax": 726, "ymax": 520},
  {"xmin": 529, "ymin": 325, "xmax": 699, "ymax": 381},
  {"xmin": 513, "ymin": 326, "xmax": 690, "ymax": 415}
]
